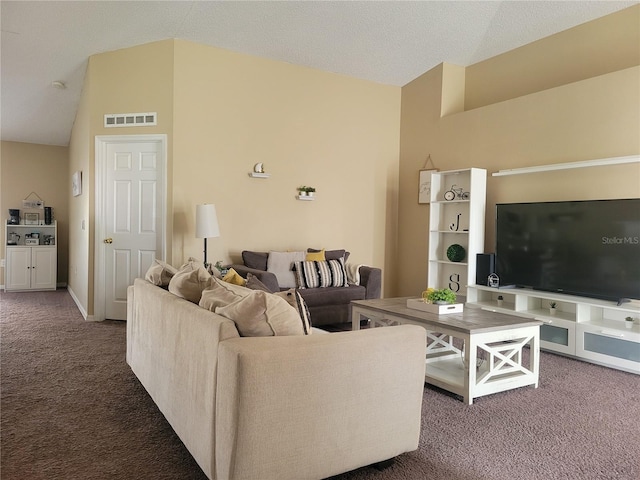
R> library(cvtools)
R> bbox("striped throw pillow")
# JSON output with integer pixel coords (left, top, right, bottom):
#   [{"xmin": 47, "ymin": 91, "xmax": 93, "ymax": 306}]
[{"xmin": 293, "ymin": 258, "xmax": 349, "ymax": 289}]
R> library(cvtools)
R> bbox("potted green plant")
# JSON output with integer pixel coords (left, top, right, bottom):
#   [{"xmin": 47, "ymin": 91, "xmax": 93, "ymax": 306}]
[
  {"xmin": 424, "ymin": 288, "xmax": 457, "ymax": 305},
  {"xmin": 298, "ymin": 186, "xmax": 308, "ymax": 197},
  {"xmin": 305, "ymin": 186, "xmax": 316, "ymax": 197},
  {"xmin": 625, "ymin": 316, "xmax": 634, "ymax": 329},
  {"xmin": 549, "ymin": 301, "xmax": 557, "ymax": 316},
  {"xmin": 214, "ymin": 260, "xmax": 228, "ymax": 275}
]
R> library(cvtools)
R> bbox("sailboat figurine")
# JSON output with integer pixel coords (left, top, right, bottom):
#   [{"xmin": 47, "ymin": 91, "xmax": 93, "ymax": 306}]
[{"xmin": 248, "ymin": 162, "xmax": 270, "ymax": 178}]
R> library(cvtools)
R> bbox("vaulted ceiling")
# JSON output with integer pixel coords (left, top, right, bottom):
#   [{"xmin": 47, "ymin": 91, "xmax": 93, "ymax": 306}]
[{"xmin": 1, "ymin": 1, "xmax": 635, "ymax": 146}]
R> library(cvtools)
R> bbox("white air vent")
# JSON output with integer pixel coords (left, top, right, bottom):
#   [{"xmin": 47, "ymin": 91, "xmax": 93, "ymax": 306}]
[{"xmin": 104, "ymin": 112, "xmax": 157, "ymax": 128}]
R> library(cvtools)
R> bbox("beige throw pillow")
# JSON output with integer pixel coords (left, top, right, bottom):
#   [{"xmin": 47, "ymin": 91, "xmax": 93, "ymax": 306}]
[
  {"xmin": 199, "ymin": 277, "xmax": 251, "ymax": 311},
  {"xmin": 215, "ymin": 290, "xmax": 305, "ymax": 337},
  {"xmin": 168, "ymin": 263, "xmax": 213, "ymax": 303},
  {"xmin": 144, "ymin": 259, "xmax": 177, "ymax": 287}
]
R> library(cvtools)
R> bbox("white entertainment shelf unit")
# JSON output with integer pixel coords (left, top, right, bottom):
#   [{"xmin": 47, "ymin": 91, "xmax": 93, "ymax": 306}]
[
  {"xmin": 466, "ymin": 285, "xmax": 640, "ymax": 374},
  {"xmin": 428, "ymin": 168, "xmax": 486, "ymax": 298}
]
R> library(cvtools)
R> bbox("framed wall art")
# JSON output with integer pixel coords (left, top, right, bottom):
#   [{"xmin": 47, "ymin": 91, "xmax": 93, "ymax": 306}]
[
  {"xmin": 72, "ymin": 171, "xmax": 82, "ymax": 197},
  {"xmin": 24, "ymin": 212, "xmax": 39, "ymax": 225},
  {"xmin": 418, "ymin": 169, "xmax": 437, "ymax": 204}
]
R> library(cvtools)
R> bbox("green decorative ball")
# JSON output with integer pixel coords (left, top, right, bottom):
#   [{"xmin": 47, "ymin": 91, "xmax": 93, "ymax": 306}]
[{"xmin": 446, "ymin": 244, "xmax": 466, "ymax": 262}]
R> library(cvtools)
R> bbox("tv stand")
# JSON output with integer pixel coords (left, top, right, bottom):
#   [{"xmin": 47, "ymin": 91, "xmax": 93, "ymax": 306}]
[{"xmin": 466, "ymin": 285, "xmax": 640, "ymax": 374}]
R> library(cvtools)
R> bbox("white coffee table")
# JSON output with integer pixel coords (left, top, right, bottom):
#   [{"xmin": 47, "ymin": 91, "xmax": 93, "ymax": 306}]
[{"xmin": 351, "ymin": 298, "xmax": 542, "ymax": 404}]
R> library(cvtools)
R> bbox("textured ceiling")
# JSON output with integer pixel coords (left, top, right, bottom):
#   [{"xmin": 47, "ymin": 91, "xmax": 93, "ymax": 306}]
[{"xmin": 1, "ymin": 1, "xmax": 636, "ymax": 146}]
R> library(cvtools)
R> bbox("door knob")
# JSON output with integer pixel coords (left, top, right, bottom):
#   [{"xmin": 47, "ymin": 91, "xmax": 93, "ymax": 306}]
[{"xmin": 104, "ymin": 238, "xmax": 113, "ymax": 244}]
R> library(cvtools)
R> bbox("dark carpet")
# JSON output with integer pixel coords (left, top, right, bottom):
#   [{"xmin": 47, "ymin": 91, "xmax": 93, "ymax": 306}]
[{"xmin": 2, "ymin": 289, "xmax": 639, "ymax": 480}]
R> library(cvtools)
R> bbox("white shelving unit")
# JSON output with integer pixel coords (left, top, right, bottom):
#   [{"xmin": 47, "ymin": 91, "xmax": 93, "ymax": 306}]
[
  {"xmin": 466, "ymin": 285, "xmax": 640, "ymax": 374},
  {"xmin": 5, "ymin": 221, "xmax": 57, "ymax": 291},
  {"xmin": 428, "ymin": 168, "xmax": 486, "ymax": 298}
]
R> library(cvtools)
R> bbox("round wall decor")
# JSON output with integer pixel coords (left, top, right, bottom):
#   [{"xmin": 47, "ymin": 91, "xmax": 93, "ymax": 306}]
[{"xmin": 446, "ymin": 244, "xmax": 466, "ymax": 262}]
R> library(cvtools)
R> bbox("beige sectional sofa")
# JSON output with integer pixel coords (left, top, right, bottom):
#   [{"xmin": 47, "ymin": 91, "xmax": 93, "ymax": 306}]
[{"xmin": 126, "ymin": 278, "xmax": 427, "ymax": 480}]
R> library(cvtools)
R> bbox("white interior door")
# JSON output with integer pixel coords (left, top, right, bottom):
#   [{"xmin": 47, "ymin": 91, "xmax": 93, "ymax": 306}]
[{"xmin": 96, "ymin": 135, "xmax": 166, "ymax": 321}]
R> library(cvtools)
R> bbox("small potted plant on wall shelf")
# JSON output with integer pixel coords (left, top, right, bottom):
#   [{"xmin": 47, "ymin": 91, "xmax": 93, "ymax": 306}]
[
  {"xmin": 625, "ymin": 316, "xmax": 634, "ymax": 329},
  {"xmin": 297, "ymin": 186, "xmax": 316, "ymax": 200},
  {"xmin": 549, "ymin": 302, "xmax": 558, "ymax": 316}
]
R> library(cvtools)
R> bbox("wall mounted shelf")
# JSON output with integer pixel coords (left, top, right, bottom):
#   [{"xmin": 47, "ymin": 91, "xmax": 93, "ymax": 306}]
[
  {"xmin": 492, "ymin": 155, "xmax": 639, "ymax": 177},
  {"xmin": 248, "ymin": 172, "xmax": 270, "ymax": 178},
  {"xmin": 296, "ymin": 195, "xmax": 315, "ymax": 201}
]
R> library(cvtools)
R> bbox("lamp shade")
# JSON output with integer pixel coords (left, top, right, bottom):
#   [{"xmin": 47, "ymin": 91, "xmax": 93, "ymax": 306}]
[{"xmin": 195, "ymin": 204, "xmax": 220, "ymax": 239}]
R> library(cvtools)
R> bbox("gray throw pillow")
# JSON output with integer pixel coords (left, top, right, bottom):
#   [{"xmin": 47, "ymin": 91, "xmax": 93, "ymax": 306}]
[
  {"xmin": 245, "ymin": 273, "xmax": 274, "ymax": 293},
  {"xmin": 242, "ymin": 251, "xmax": 269, "ymax": 271},
  {"xmin": 307, "ymin": 248, "xmax": 350, "ymax": 263}
]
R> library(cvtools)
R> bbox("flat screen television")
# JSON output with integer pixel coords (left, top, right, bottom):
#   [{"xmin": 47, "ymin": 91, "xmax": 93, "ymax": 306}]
[{"xmin": 495, "ymin": 199, "xmax": 640, "ymax": 303}]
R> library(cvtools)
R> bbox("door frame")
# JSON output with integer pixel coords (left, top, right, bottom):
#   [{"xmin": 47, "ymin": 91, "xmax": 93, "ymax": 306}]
[{"xmin": 94, "ymin": 134, "xmax": 168, "ymax": 321}]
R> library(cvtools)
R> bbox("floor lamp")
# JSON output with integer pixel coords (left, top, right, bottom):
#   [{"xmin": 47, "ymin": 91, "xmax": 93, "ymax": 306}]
[{"xmin": 195, "ymin": 204, "xmax": 220, "ymax": 267}]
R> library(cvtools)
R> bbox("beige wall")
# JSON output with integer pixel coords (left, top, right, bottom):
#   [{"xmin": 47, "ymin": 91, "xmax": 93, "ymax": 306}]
[
  {"xmin": 465, "ymin": 5, "xmax": 640, "ymax": 110},
  {"xmin": 67, "ymin": 67, "xmax": 92, "ymax": 315},
  {"xmin": 172, "ymin": 40, "xmax": 400, "ymax": 281},
  {"xmin": 397, "ymin": 6, "xmax": 640, "ymax": 297},
  {"xmin": 67, "ymin": 40, "xmax": 175, "ymax": 316},
  {"xmin": 0, "ymin": 141, "xmax": 69, "ymax": 286},
  {"xmin": 68, "ymin": 38, "xmax": 399, "ymax": 316}
]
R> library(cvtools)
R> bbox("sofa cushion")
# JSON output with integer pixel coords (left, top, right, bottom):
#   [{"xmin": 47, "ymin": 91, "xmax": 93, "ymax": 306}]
[
  {"xmin": 298, "ymin": 284, "xmax": 366, "ymax": 308},
  {"xmin": 168, "ymin": 262, "xmax": 214, "ymax": 303},
  {"xmin": 199, "ymin": 277, "xmax": 252, "ymax": 311},
  {"xmin": 275, "ymin": 289, "xmax": 312, "ymax": 334},
  {"xmin": 266, "ymin": 251, "xmax": 305, "ymax": 289},
  {"xmin": 144, "ymin": 259, "xmax": 177, "ymax": 287},
  {"xmin": 215, "ymin": 290, "xmax": 306, "ymax": 337},
  {"xmin": 242, "ymin": 251, "xmax": 269, "ymax": 271},
  {"xmin": 293, "ymin": 258, "xmax": 349, "ymax": 289},
  {"xmin": 222, "ymin": 268, "xmax": 246, "ymax": 286}
]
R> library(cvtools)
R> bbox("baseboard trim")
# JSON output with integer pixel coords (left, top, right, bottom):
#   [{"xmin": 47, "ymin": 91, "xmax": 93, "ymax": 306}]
[{"xmin": 67, "ymin": 286, "xmax": 96, "ymax": 321}]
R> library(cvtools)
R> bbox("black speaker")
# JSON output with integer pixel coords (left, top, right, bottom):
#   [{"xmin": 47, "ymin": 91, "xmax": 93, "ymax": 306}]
[
  {"xmin": 44, "ymin": 207, "xmax": 53, "ymax": 225},
  {"xmin": 476, "ymin": 253, "xmax": 495, "ymax": 286}
]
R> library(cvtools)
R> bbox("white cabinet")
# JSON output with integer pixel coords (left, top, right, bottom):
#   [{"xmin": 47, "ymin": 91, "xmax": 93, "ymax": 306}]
[
  {"xmin": 6, "ymin": 246, "xmax": 57, "ymax": 291},
  {"xmin": 466, "ymin": 285, "xmax": 640, "ymax": 374},
  {"xmin": 5, "ymin": 221, "xmax": 57, "ymax": 291},
  {"xmin": 428, "ymin": 168, "xmax": 486, "ymax": 298}
]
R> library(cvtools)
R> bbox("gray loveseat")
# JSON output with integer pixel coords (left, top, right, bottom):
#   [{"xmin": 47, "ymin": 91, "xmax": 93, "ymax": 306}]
[{"xmin": 229, "ymin": 249, "xmax": 382, "ymax": 326}]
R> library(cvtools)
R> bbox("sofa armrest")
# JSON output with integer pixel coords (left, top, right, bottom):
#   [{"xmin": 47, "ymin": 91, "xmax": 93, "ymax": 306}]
[
  {"xmin": 228, "ymin": 264, "xmax": 280, "ymax": 292},
  {"xmin": 360, "ymin": 266, "xmax": 382, "ymax": 299},
  {"xmin": 216, "ymin": 325, "xmax": 426, "ymax": 480}
]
